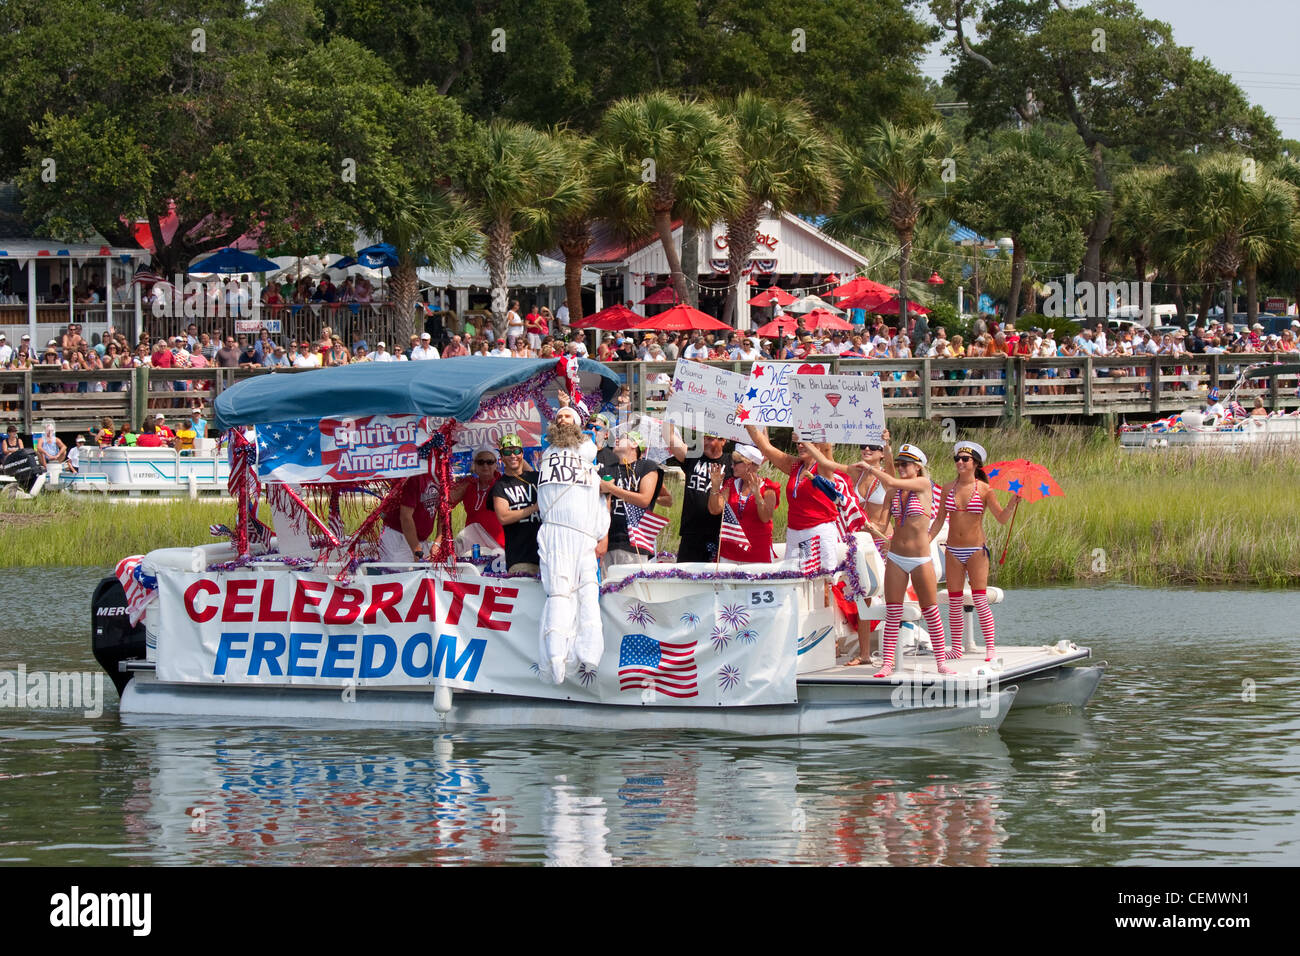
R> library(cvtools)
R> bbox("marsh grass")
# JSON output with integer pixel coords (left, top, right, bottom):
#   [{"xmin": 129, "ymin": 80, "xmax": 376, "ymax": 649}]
[{"xmin": 4, "ymin": 426, "xmax": 1297, "ymax": 588}]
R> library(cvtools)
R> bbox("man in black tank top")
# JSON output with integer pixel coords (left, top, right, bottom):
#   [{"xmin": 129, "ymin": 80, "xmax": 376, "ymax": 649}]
[{"xmin": 667, "ymin": 426, "xmax": 726, "ymax": 563}]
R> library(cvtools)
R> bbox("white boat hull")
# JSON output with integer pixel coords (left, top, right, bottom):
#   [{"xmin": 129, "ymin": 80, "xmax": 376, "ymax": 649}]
[
  {"xmin": 61, "ymin": 445, "xmax": 230, "ymax": 497},
  {"xmin": 1121, "ymin": 416, "xmax": 1300, "ymax": 449}
]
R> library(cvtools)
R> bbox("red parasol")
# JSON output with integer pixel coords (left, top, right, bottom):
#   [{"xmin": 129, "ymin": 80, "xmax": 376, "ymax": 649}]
[
  {"xmin": 637, "ymin": 303, "xmax": 732, "ymax": 331},
  {"xmin": 837, "ymin": 291, "xmax": 930, "ymax": 316},
  {"xmin": 984, "ymin": 459, "xmax": 1064, "ymax": 564},
  {"xmin": 801, "ymin": 308, "xmax": 853, "ymax": 330},
  {"xmin": 747, "ymin": 285, "xmax": 797, "ymax": 307},
  {"xmin": 830, "ymin": 276, "xmax": 897, "ymax": 300},
  {"xmin": 638, "ymin": 286, "xmax": 680, "ymax": 306},
  {"xmin": 754, "ymin": 315, "xmax": 802, "ymax": 337},
  {"xmin": 572, "ymin": 304, "xmax": 643, "ymax": 330}
]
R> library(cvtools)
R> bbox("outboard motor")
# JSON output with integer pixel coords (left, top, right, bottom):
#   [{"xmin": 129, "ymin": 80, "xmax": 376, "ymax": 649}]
[
  {"xmin": 91, "ymin": 576, "xmax": 146, "ymax": 697},
  {"xmin": 2, "ymin": 449, "xmax": 41, "ymax": 492}
]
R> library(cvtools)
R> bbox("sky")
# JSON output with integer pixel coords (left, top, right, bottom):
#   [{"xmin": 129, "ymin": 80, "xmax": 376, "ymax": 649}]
[{"xmin": 920, "ymin": 0, "xmax": 1300, "ymax": 142}]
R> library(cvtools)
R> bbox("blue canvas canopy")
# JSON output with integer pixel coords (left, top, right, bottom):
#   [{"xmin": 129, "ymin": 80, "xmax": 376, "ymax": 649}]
[{"xmin": 214, "ymin": 357, "xmax": 621, "ymax": 430}]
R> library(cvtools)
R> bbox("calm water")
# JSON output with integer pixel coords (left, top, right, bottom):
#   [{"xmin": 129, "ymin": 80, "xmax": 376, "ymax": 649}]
[{"xmin": 0, "ymin": 567, "xmax": 1296, "ymax": 866}]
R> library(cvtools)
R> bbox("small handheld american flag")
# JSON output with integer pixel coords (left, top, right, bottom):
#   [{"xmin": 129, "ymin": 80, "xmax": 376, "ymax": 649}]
[
  {"xmin": 720, "ymin": 502, "xmax": 749, "ymax": 549},
  {"xmin": 625, "ymin": 502, "xmax": 668, "ymax": 552},
  {"xmin": 799, "ymin": 537, "xmax": 822, "ymax": 574}
]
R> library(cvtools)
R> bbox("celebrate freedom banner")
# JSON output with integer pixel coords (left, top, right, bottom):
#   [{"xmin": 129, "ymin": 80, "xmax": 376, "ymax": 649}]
[
  {"xmin": 663, "ymin": 359, "xmax": 751, "ymax": 443},
  {"xmin": 789, "ymin": 372, "xmax": 886, "ymax": 445},
  {"xmin": 254, "ymin": 414, "xmax": 431, "ymax": 483},
  {"xmin": 154, "ymin": 568, "xmax": 798, "ymax": 707}
]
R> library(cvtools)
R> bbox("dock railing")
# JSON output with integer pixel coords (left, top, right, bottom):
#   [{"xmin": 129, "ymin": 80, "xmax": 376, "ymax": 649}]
[{"xmin": 0, "ymin": 354, "xmax": 1296, "ymax": 436}]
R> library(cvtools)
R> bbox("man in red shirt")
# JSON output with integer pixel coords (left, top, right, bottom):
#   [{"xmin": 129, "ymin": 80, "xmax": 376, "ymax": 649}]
[{"xmin": 378, "ymin": 474, "xmax": 441, "ymax": 563}]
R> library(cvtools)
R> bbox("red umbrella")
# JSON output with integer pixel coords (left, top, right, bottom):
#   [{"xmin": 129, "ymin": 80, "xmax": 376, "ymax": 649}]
[
  {"xmin": 638, "ymin": 303, "xmax": 732, "ymax": 331},
  {"xmin": 984, "ymin": 459, "xmax": 1065, "ymax": 565},
  {"xmin": 572, "ymin": 304, "xmax": 642, "ymax": 330},
  {"xmin": 838, "ymin": 292, "xmax": 930, "ymax": 316},
  {"xmin": 830, "ymin": 276, "xmax": 896, "ymax": 300},
  {"xmin": 802, "ymin": 308, "xmax": 853, "ymax": 330},
  {"xmin": 754, "ymin": 315, "xmax": 802, "ymax": 337},
  {"xmin": 639, "ymin": 286, "xmax": 680, "ymax": 306},
  {"xmin": 747, "ymin": 285, "xmax": 797, "ymax": 307}
]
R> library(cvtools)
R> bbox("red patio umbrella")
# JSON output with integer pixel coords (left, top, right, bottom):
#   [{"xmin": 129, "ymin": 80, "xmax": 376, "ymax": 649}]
[
  {"xmin": 747, "ymin": 285, "xmax": 797, "ymax": 307},
  {"xmin": 637, "ymin": 303, "xmax": 732, "ymax": 332},
  {"xmin": 573, "ymin": 304, "xmax": 643, "ymax": 330},
  {"xmin": 638, "ymin": 286, "xmax": 680, "ymax": 306},
  {"xmin": 837, "ymin": 291, "xmax": 930, "ymax": 316},
  {"xmin": 802, "ymin": 308, "xmax": 853, "ymax": 330},
  {"xmin": 754, "ymin": 315, "xmax": 802, "ymax": 337},
  {"xmin": 830, "ymin": 276, "xmax": 896, "ymax": 300}
]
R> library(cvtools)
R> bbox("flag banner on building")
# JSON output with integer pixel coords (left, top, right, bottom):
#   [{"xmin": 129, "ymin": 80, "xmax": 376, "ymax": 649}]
[
  {"xmin": 737, "ymin": 361, "xmax": 829, "ymax": 428},
  {"xmin": 155, "ymin": 569, "xmax": 797, "ymax": 706},
  {"xmin": 789, "ymin": 373, "xmax": 885, "ymax": 445},
  {"xmin": 663, "ymin": 359, "xmax": 752, "ymax": 443},
  {"xmin": 254, "ymin": 414, "xmax": 431, "ymax": 483}
]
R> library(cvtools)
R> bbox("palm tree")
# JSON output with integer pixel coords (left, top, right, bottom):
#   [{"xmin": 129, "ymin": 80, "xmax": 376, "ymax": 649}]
[
  {"xmin": 382, "ymin": 192, "xmax": 481, "ymax": 343},
  {"xmin": 592, "ymin": 93, "xmax": 741, "ymax": 305},
  {"xmin": 718, "ymin": 93, "xmax": 840, "ymax": 327},
  {"xmin": 461, "ymin": 121, "xmax": 573, "ymax": 326},
  {"xmin": 1158, "ymin": 154, "xmax": 1300, "ymax": 324},
  {"xmin": 827, "ymin": 121, "xmax": 955, "ymax": 324}
]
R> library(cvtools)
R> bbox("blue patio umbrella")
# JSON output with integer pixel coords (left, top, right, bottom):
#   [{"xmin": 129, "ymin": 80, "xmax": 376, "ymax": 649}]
[
  {"xmin": 189, "ymin": 247, "xmax": 281, "ymax": 274},
  {"xmin": 355, "ymin": 243, "xmax": 401, "ymax": 270}
]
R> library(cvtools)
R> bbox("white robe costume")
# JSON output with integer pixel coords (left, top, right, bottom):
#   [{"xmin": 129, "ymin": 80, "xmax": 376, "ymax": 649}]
[{"xmin": 537, "ymin": 435, "xmax": 609, "ymax": 684}]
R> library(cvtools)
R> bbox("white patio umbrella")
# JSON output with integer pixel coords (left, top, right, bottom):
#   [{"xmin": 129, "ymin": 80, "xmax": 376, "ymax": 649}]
[{"xmin": 785, "ymin": 294, "xmax": 844, "ymax": 315}]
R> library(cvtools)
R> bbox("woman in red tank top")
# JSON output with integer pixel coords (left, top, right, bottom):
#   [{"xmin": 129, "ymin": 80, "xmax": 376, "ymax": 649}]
[
  {"xmin": 449, "ymin": 447, "xmax": 506, "ymax": 552},
  {"xmin": 744, "ymin": 424, "xmax": 838, "ymax": 571},
  {"xmin": 708, "ymin": 443, "xmax": 779, "ymax": 562}
]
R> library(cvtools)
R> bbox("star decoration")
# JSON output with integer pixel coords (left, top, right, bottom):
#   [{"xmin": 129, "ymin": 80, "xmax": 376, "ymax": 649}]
[
  {"xmin": 746, "ymin": 387, "xmax": 758, "ymax": 400},
  {"xmin": 869, "ymin": 376, "xmax": 880, "ymax": 391},
  {"xmin": 672, "ymin": 378, "xmax": 684, "ymax": 392},
  {"xmin": 1008, "ymin": 479, "xmax": 1023, "ymax": 493},
  {"xmin": 737, "ymin": 407, "xmax": 750, "ymax": 422},
  {"xmin": 848, "ymin": 395, "xmax": 859, "ymax": 407},
  {"xmin": 791, "ymin": 392, "xmax": 802, "ymax": 404},
  {"xmin": 753, "ymin": 366, "xmax": 764, "ymax": 377},
  {"xmin": 863, "ymin": 409, "xmax": 873, "ymax": 421}
]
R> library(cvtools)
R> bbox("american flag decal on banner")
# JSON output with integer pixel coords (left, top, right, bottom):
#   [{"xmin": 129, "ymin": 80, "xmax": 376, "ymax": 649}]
[
  {"xmin": 624, "ymin": 502, "xmax": 668, "ymax": 552},
  {"xmin": 720, "ymin": 502, "xmax": 749, "ymax": 548},
  {"xmin": 799, "ymin": 537, "xmax": 822, "ymax": 575},
  {"xmin": 114, "ymin": 555, "xmax": 154, "ymax": 627},
  {"xmin": 618, "ymin": 634, "xmax": 698, "ymax": 698}
]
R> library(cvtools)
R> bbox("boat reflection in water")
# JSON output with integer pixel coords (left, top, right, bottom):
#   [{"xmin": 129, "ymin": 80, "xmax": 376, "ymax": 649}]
[{"xmin": 117, "ymin": 725, "xmax": 1023, "ymax": 866}]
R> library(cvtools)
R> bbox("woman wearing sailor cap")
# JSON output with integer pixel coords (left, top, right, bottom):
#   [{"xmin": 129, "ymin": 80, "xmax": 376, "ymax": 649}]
[
  {"xmin": 932, "ymin": 441, "xmax": 1014, "ymax": 663},
  {"xmin": 859, "ymin": 443, "xmax": 951, "ymax": 677}
]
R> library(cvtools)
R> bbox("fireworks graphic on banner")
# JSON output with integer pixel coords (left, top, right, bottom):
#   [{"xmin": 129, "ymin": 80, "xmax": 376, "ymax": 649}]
[
  {"xmin": 680, "ymin": 612, "xmax": 701, "ymax": 628},
  {"xmin": 710, "ymin": 625, "xmax": 730, "ymax": 651},
  {"xmin": 577, "ymin": 663, "xmax": 597, "ymax": 687},
  {"xmin": 529, "ymin": 662, "xmax": 541, "ymax": 675},
  {"xmin": 735, "ymin": 628, "xmax": 759, "ymax": 645},
  {"xmin": 719, "ymin": 665, "xmax": 741, "ymax": 691},
  {"xmin": 718, "ymin": 604, "xmax": 751, "ymax": 630},
  {"xmin": 625, "ymin": 601, "xmax": 655, "ymax": 627}
]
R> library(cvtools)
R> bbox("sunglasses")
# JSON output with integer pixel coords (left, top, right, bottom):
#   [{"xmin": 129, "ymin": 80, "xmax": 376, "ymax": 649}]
[
  {"xmin": 894, "ymin": 459, "xmax": 917, "ymax": 468},
  {"xmin": 499, "ymin": 449, "xmax": 523, "ymax": 457},
  {"xmin": 953, "ymin": 455, "xmax": 973, "ymax": 463},
  {"xmin": 474, "ymin": 458, "xmax": 496, "ymax": 465}
]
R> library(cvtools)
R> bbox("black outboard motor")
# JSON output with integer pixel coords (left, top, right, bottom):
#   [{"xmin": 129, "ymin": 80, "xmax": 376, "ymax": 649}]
[
  {"xmin": 92, "ymin": 576, "xmax": 146, "ymax": 697},
  {"xmin": 2, "ymin": 449, "xmax": 41, "ymax": 493}
]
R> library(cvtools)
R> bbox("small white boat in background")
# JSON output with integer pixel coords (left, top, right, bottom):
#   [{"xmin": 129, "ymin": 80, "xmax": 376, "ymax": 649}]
[{"xmin": 61, "ymin": 440, "xmax": 230, "ymax": 498}]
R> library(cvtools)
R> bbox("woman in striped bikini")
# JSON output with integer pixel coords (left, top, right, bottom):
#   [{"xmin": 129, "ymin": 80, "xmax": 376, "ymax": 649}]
[
  {"xmin": 859, "ymin": 444, "xmax": 951, "ymax": 678},
  {"xmin": 931, "ymin": 441, "xmax": 1015, "ymax": 662}
]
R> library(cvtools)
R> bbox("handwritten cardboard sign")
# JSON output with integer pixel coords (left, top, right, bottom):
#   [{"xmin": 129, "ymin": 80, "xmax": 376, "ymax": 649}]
[
  {"xmin": 789, "ymin": 372, "xmax": 885, "ymax": 445},
  {"xmin": 663, "ymin": 359, "xmax": 751, "ymax": 443},
  {"xmin": 736, "ymin": 361, "xmax": 829, "ymax": 428}
]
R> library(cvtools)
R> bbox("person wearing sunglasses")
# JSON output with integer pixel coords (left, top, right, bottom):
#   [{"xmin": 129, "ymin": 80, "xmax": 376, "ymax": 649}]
[
  {"xmin": 860, "ymin": 443, "xmax": 951, "ymax": 677},
  {"xmin": 491, "ymin": 434, "xmax": 541, "ymax": 574},
  {"xmin": 708, "ymin": 443, "xmax": 779, "ymax": 563},
  {"xmin": 449, "ymin": 446, "xmax": 506, "ymax": 558},
  {"xmin": 932, "ymin": 441, "xmax": 1015, "ymax": 663}
]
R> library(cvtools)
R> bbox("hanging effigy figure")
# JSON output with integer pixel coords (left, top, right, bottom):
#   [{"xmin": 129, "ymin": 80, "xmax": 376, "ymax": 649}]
[{"xmin": 536, "ymin": 405, "xmax": 609, "ymax": 684}]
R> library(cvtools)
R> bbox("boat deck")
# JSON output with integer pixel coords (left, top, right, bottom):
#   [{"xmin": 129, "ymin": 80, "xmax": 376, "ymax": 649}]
[{"xmin": 800, "ymin": 642, "xmax": 1091, "ymax": 685}]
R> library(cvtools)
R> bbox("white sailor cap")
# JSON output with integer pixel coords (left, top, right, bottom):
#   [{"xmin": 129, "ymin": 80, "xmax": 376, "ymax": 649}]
[
  {"xmin": 954, "ymin": 440, "xmax": 988, "ymax": 463},
  {"xmin": 895, "ymin": 443, "xmax": 928, "ymax": 466},
  {"xmin": 733, "ymin": 444, "xmax": 763, "ymax": 465}
]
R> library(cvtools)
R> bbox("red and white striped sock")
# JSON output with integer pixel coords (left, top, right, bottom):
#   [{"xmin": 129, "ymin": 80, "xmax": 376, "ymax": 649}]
[
  {"xmin": 947, "ymin": 590, "xmax": 965, "ymax": 659},
  {"xmin": 923, "ymin": 604, "xmax": 955, "ymax": 674},
  {"xmin": 874, "ymin": 603, "xmax": 903, "ymax": 677},
  {"xmin": 972, "ymin": 589, "xmax": 996, "ymax": 660}
]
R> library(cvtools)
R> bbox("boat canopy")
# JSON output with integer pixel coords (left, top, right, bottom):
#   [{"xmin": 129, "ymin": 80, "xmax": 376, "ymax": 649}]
[{"xmin": 213, "ymin": 357, "xmax": 621, "ymax": 430}]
